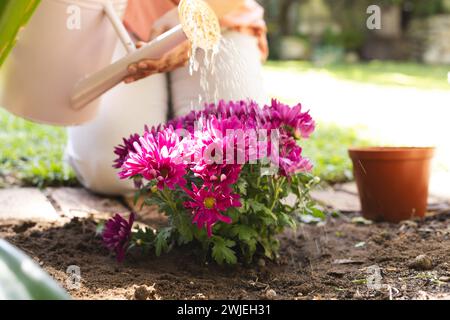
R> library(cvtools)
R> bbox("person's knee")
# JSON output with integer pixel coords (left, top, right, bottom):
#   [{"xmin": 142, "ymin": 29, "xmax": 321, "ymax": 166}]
[{"xmin": 66, "ymin": 149, "xmax": 134, "ymax": 196}]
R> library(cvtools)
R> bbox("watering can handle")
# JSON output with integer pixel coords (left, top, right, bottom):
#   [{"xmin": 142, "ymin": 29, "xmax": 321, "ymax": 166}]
[
  {"xmin": 103, "ymin": 1, "xmax": 136, "ymax": 54},
  {"xmin": 70, "ymin": 5, "xmax": 187, "ymax": 110}
]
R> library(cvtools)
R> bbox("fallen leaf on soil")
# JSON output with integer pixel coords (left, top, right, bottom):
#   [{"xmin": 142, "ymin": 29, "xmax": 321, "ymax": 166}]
[
  {"xmin": 418, "ymin": 228, "xmax": 435, "ymax": 233},
  {"xmin": 352, "ymin": 279, "xmax": 367, "ymax": 285},
  {"xmin": 333, "ymin": 259, "xmax": 364, "ymax": 265},
  {"xmin": 351, "ymin": 217, "xmax": 373, "ymax": 225},
  {"xmin": 354, "ymin": 241, "xmax": 366, "ymax": 248}
]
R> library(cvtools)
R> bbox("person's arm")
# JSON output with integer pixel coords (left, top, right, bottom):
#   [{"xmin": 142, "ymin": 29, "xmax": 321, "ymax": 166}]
[
  {"xmin": 206, "ymin": 0, "xmax": 245, "ymax": 18},
  {"xmin": 124, "ymin": 0, "xmax": 246, "ymax": 83}
]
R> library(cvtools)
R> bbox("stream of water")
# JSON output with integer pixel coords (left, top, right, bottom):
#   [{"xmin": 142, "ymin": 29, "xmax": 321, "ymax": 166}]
[{"xmin": 179, "ymin": 0, "xmax": 253, "ymax": 116}]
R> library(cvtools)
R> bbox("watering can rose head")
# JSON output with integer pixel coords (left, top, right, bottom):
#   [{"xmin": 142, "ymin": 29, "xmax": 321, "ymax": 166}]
[{"xmin": 106, "ymin": 99, "xmax": 320, "ymax": 264}]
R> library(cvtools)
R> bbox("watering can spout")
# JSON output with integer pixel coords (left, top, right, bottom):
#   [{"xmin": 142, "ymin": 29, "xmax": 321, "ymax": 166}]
[
  {"xmin": 71, "ymin": 25, "xmax": 186, "ymax": 110},
  {"xmin": 72, "ymin": 0, "xmax": 223, "ymax": 110},
  {"xmin": 72, "ymin": 0, "xmax": 224, "ymax": 111}
]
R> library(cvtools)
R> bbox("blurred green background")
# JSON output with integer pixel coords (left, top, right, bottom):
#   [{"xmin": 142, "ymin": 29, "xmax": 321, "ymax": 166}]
[{"xmin": 259, "ymin": 0, "xmax": 450, "ymax": 65}]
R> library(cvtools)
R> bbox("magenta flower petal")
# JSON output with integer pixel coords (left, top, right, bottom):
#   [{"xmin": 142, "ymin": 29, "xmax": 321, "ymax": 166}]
[
  {"xmin": 113, "ymin": 133, "xmax": 141, "ymax": 169},
  {"xmin": 102, "ymin": 212, "xmax": 136, "ymax": 262},
  {"xmin": 265, "ymin": 99, "xmax": 316, "ymax": 138},
  {"xmin": 119, "ymin": 127, "xmax": 188, "ymax": 190},
  {"xmin": 183, "ymin": 185, "xmax": 241, "ymax": 237}
]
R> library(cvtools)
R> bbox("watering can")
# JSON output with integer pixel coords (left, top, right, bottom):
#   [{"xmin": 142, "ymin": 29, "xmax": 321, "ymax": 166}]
[{"xmin": 0, "ymin": 0, "xmax": 223, "ymax": 126}]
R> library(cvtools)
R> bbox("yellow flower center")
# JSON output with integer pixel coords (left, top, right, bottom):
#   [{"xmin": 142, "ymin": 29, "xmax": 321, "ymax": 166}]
[{"xmin": 203, "ymin": 197, "xmax": 216, "ymax": 209}]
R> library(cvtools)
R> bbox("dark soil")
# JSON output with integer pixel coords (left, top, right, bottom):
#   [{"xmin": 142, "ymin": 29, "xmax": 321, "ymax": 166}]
[{"xmin": 1, "ymin": 211, "xmax": 449, "ymax": 300}]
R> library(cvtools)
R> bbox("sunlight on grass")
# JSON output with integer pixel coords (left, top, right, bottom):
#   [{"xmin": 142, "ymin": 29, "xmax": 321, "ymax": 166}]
[
  {"xmin": 0, "ymin": 109, "xmax": 77, "ymax": 188},
  {"xmin": 265, "ymin": 60, "xmax": 450, "ymax": 90},
  {"xmin": 303, "ymin": 123, "xmax": 372, "ymax": 183}
]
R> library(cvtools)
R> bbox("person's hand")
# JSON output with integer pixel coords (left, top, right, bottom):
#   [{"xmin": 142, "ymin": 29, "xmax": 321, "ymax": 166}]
[
  {"xmin": 205, "ymin": 0, "xmax": 246, "ymax": 17},
  {"xmin": 124, "ymin": 8, "xmax": 190, "ymax": 84},
  {"xmin": 123, "ymin": 0, "xmax": 247, "ymax": 84},
  {"xmin": 124, "ymin": 40, "xmax": 190, "ymax": 84}
]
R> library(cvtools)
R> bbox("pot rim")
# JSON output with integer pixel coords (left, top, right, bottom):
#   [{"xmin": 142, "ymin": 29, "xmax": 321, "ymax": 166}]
[{"xmin": 348, "ymin": 146, "xmax": 435, "ymax": 160}]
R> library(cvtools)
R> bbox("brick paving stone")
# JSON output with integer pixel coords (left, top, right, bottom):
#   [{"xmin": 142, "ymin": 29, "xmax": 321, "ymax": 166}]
[
  {"xmin": 334, "ymin": 183, "xmax": 358, "ymax": 195},
  {"xmin": 0, "ymin": 188, "xmax": 59, "ymax": 221},
  {"xmin": 123, "ymin": 195, "xmax": 168, "ymax": 227},
  {"xmin": 311, "ymin": 188, "xmax": 361, "ymax": 212},
  {"xmin": 46, "ymin": 188, "xmax": 128, "ymax": 219}
]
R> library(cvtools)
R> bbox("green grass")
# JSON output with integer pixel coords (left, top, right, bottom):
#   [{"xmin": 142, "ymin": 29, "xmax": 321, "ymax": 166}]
[
  {"xmin": 302, "ymin": 123, "xmax": 371, "ymax": 184},
  {"xmin": 0, "ymin": 109, "xmax": 77, "ymax": 188},
  {"xmin": 0, "ymin": 108, "xmax": 368, "ymax": 187},
  {"xmin": 265, "ymin": 60, "xmax": 450, "ymax": 90}
]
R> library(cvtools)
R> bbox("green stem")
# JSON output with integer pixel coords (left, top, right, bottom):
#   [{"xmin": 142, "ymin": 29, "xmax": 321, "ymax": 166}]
[
  {"xmin": 254, "ymin": 176, "xmax": 262, "ymax": 202},
  {"xmin": 269, "ymin": 177, "xmax": 286, "ymax": 211},
  {"xmin": 160, "ymin": 188, "xmax": 178, "ymax": 215},
  {"xmin": 270, "ymin": 178, "xmax": 279, "ymax": 211}
]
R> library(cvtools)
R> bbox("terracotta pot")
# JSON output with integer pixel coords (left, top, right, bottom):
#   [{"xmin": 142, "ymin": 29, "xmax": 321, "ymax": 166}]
[{"xmin": 348, "ymin": 147, "xmax": 435, "ymax": 223}]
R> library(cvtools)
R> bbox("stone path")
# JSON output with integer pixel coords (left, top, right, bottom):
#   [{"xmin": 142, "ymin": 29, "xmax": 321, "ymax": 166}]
[
  {"xmin": 0, "ymin": 187, "xmax": 128, "ymax": 222},
  {"xmin": 0, "ymin": 188, "xmax": 59, "ymax": 221},
  {"xmin": 311, "ymin": 182, "xmax": 450, "ymax": 214},
  {"xmin": 0, "ymin": 183, "xmax": 449, "ymax": 222}
]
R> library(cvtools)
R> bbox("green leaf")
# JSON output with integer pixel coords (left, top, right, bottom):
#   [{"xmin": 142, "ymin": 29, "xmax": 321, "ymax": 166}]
[
  {"xmin": 133, "ymin": 227, "xmax": 156, "ymax": 252},
  {"xmin": 231, "ymin": 224, "xmax": 258, "ymax": 242},
  {"xmin": 245, "ymin": 238, "xmax": 257, "ymax": 258},
  {"xmin": 175, "ymin": 214, "xmax": 194, "ymax": 244},
  {"xmin": 306, "ymin": 206, "xmax": 326, "ymax": 219},
  {"xmin": 237, "ymin": 199, "xmax": 248, "ymax": 213},
  {"xmin": 278, "ymin": 213, "xmax": 297, "ymax": 229},
  {"xmin": 154, "ymin": 228, "xmax": 172, "ymax": 257},
  {"xmin": 247, "ymin": 199, "xmax": 266, "ymax": 212},
  {"xmin": 211, "ymin": 237, "xmax": 237, "ymax": 265},
  {"xmin": 236, "ymin": 179, "xmax": 248, "ymax": 196},
  {"xmin": 259, "ymin": 237, "xmax": 280, "ymax": 260}
]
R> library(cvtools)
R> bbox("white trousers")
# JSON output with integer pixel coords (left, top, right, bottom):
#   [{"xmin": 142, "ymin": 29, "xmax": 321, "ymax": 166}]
[{"xmin": 66, "ymin": 31, "xmax": 266, "ymax": 195}]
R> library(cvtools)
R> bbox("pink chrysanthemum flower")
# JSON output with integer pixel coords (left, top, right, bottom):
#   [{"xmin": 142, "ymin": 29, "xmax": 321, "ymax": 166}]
[
  {"xmin": 266, "ymin": 99, "xmax": 316, "ymax": 138},
  {"xmin": 183, "ymin": 184, "xmax": 241, "ymax": 237},
  {"xmin": 113, "ymin": 133, "xmax": 141, "ymax": 169},
  {"xmin": 275, "ymin": 134, "xmax": 313, "ymax": 176},
  {"xmin": 119, "ymin": 128, "xmax": 187, "ymax": 190},
  {"xmin": 166, "ymin": 100, "xmax": 268, "ymax": 135},
  {"xmin": 193, "ymin": 163, "xmax": 242, "ymax": 189},
  {"xmin": 189, "ymin": 116, "xmax": 246, "ymax": 189},
  {"xmin": 102, "ymin": 212, "xmax": 135, "ymax": 262}
]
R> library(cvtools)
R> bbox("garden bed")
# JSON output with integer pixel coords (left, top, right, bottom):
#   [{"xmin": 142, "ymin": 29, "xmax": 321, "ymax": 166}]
[{"xmin": 1, "ymin": 210, "xmax": 449, "ymax": 300}]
